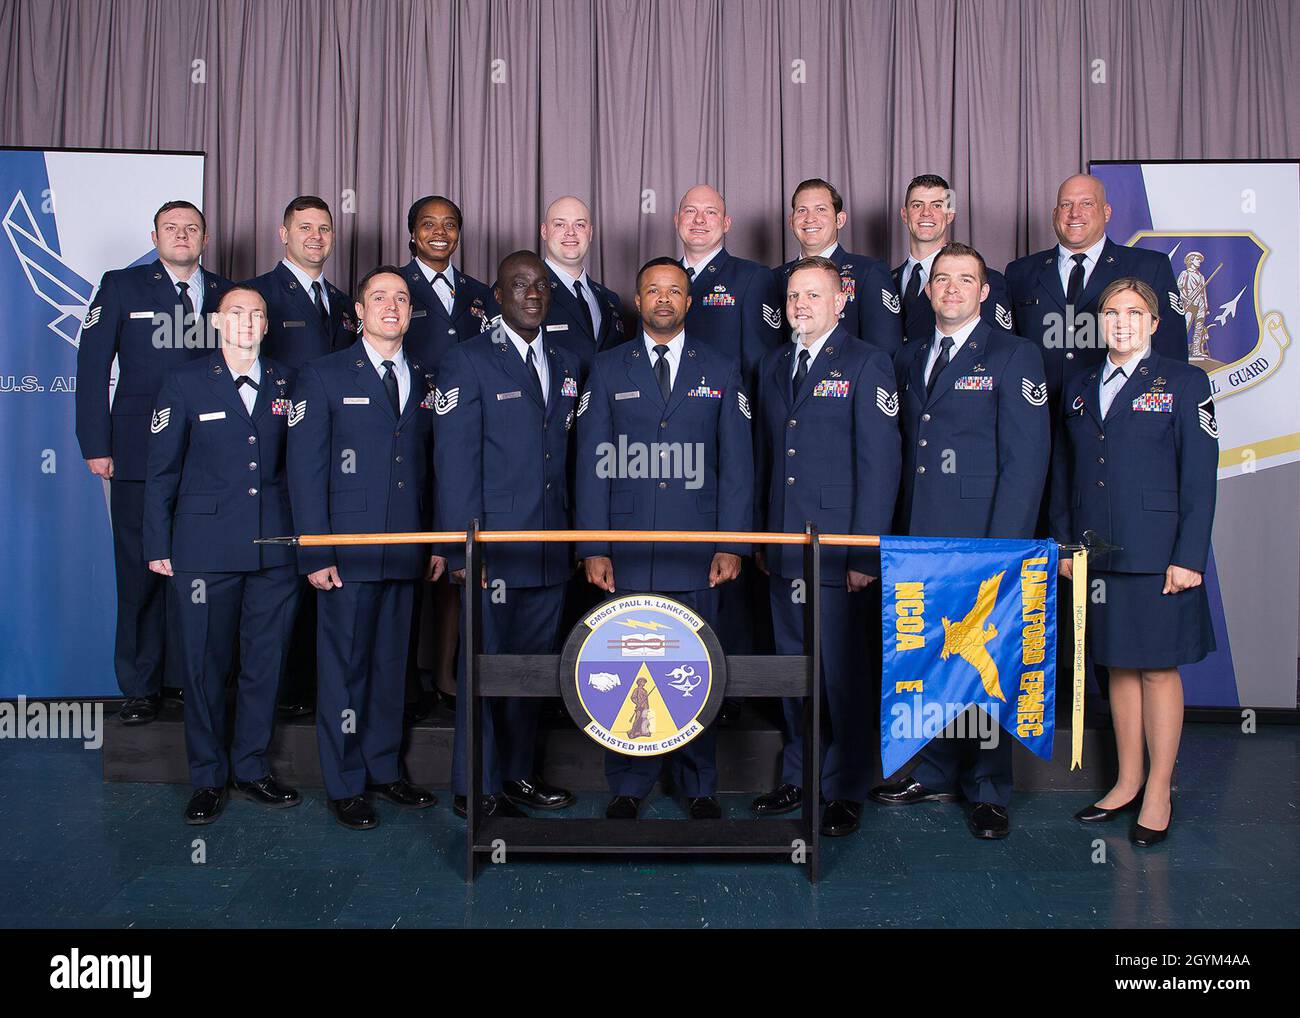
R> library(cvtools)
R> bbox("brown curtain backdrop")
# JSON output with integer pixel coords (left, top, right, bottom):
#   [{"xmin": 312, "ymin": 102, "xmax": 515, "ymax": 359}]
[{"xmin": 2, "ymin": 0, "xmax": 1297, "ymax": 294}]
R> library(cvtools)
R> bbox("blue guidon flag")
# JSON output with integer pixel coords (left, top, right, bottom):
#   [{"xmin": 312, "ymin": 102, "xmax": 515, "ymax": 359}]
[
  {"xmin": 879, "ymin": 536, "xmax": 1059, "ymax": 777},
  {"xmin": 560, "ymin": 594, "xmax": 726, "ymax": 756}
]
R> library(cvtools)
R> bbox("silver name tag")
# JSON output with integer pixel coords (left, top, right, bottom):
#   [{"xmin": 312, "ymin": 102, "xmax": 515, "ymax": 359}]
[
  {"xmin": 343, "ymin": 397, "xmax": 369, "ymax": 405},
  {"xmin": 615, "ymin": 391, "xmax": 640, "ymax": 400},
  {"xmin": 129, "ymin": 311, "xmax": 154, "ymax": 319},
  {"xmin": 545, "ymin": 323, "xmax": 568, "ymax": 332},
  {"xmin": 496, "ymin": 390, "xmax": 522, "ymax": 401},
  {"xmin": 198, "ymin": 411, "xmax": 226, "ymax": 422}
]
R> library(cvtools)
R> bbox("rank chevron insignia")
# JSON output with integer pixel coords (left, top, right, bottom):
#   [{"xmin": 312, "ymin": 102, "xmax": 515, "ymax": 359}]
[
  {"xmin": 434, "ymin": 387, "xmax": 459, "ymax": 415},
  {"xmin": 1168, "ymin": 291, "xmax": 1186, "ymax": 315},
  {"xmin": 761, "ymin": 303, "xmax": 781, "ymax": 329},
  {"xmin": 1021, "ymin": 379, "xmax": 1048, "ymax": 406},
  {"xmin": 82, "ymin": 306, "xmax": 102, "ymax": 329},
  {"xmin": 287, "ymin": 400, "xmax": 306, "ymax": 427},
  {"xmin": 736, "ymin": 391, "xmax": 751, "ymax": 419},
  {"xmin": 577, "ymin": 390, "xmax": 591, "ymax": 417},
  {"xmin": 150, "ymin": 407, "xmax": 171, "ymax": 433},
  {"xmin": 875, "ymin": 387, "xmax": 899, "ymax": 417},
  {"xmin": 1197, "ymin": 396, "xmax": 1219, "ymax": 438},
  {"xmin": 880, "ymin": 289, "xmax": 901, "ymax": 314},
  {"xmin": 994, "ymin": 303, "xmax": 1013, "ymax": 330}
]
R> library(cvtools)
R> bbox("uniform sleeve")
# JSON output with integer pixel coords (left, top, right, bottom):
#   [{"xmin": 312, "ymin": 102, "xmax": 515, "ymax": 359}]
[
  {"xmin": 1047, "ymin": 392, "xmax": 1076, "ymax": 545},
  {"xmin": 716, "ymin": 362, "xmax": 755, "ymax": 557},
  {"xmin": 742, "ymin": 265, "xmax": 785, "ymax": 385},
  {"xmin": 431, "ymin": 346, "xmax": 483, "ymax": 573},
  {"xmin": 74, "ymin": 271, "xmax": 123, "ymax": 461},
  {"xmin": 1170, "ymin": 371, "xmax": 1219, "ymax": 572},
  {"xmin": 286, "ymin": 363, "xmax": 335, "ymax": 574},
  {"xmin": 849, "ymin": 352, "xmax": 902, "ymax": 572},
  {"xmin": 574, "ymin": 359, "xmax": 614, "ymax": 561},
  {"xmin": 1151, "ymin": 255, "xmax": 1190, "ymax": 361},
  {"xmin": 142, "ymin": 372, "xmax": 189, "ymax": 561},
  {"xmin": 859, "ymin": 261, "xmax": 903, "ymax": 355},
  {"xmin": 990, "ymin": 341, "xmax": 1051, "ymax": 539}
]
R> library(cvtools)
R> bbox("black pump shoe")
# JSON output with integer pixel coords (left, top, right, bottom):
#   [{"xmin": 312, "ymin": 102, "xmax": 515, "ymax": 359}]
[
  {"xmin": 1131, "ymin": 800, "xmax": 1173, "ymax": 847},
  {"xmin": 1075, "ymin": 787, "xmax": 1144, "ymax": 823}
]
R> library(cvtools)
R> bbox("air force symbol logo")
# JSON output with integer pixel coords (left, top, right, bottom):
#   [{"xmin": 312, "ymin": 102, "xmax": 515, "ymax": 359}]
[{"xmin": 560, "ymin": 594, "xmax": 726, "ymax": 756}]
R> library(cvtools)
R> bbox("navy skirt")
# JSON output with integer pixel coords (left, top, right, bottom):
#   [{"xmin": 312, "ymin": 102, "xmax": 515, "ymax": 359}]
[{"xmin": 1088, "ymin": 570, "xmax": 1215, "ymax": 670}]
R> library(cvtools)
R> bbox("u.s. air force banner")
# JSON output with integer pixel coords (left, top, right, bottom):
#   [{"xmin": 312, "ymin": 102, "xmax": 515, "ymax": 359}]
[
  {"xmin": 0, "ymin": 147, "xmax": 204, "ymax": 697},
  {"xmin": 879, "ymin": 536, "xmax": 1059, "ymax": 777},
  {"xmin": 1092, "ymin": 160, "xmax": 1300, "ymax": 711},
  {"xmin": 560, "ymin": 594, "xmax": 726, "ymax": 756}
]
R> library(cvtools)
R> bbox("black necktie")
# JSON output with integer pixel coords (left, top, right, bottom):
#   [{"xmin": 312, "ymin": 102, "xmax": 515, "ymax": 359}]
[
  {"xmin": 381, "ymin": 359, "xmax": 400, "ymax": 415},
  {"xmin": 1065, "ymin": 253, "xmax": 1087, "ymax": 306},
  {"xmin": 903, "ymin": 264, "xmax": 923, "ymax": 304},
  {"xmin": 312, "ymin": 281, "xmax": 329, "ymax": 325},
  {"xmin": 792, "ymin": 348, "xmax": 810, "ymax": 401},
  {"xmin": 433, "ymin": 272, "xmax": 454, "ymax": 312},
  {"xmin": 235, "ymin": 375, "xmax": 258, "ymax": 391},
  {"xmin": 685, "ymin": 265, "xmax": 696, "ymax": 283},
  {"xmin": 927, "ymin": 336, "xmax": 954, "ymax": 395},
  {"xmin": 573, "ymin": 279, "xmax": 596, "ymax": 337},
  {"xmin": 1104, "ymin": 365, "xmax": 1126, "ymax": 386},
  {"xmin": 526, "ymin": 345, "xmax": 545, "ymax": 404},
  {"xmin": 653, "ymin": 344, "xmax": 671, "ymax": 401},
  {"xmin": 176, "ymin": 281, "xmax": 195, "ymax": 323}
]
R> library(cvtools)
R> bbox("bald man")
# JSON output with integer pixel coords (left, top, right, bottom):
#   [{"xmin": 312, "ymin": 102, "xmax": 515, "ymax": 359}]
[
  {"xmin": 1005, "ymin": 173, "xmax": 1187, "ymax": 408},
  {"xmin": 675, "ymin": 184, "xmax": 783, "ymax": 388},
  {"xmin": 539, "ymin": 195, "xmax": 627, "ymax": 377}
]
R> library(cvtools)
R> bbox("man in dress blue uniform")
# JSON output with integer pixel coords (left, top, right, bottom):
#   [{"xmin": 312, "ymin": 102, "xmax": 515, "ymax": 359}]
[
  {"xmin": 894, "ymin": 173, "xmax": 1014, "ymax": 345},
  {"xmin": 144, "ymin": 286, "xmax": 301, "ymax": 824},
  {"xmin": 676, "ymin": 184, "xmax": 783, "ymax": 387},
  {"xmin": 576, "ymin": 258, "xmax": 754, "ymax": 820},
  {"xmin": 76, "ymin": 200, "xmax": 232, "ymax": 723},
  {"xmin": 751, "ymin": 257, "xmax": 902, "ymax": 836},
  {"xmin": 775, "ymin": 178, "xmax": 902, "ymax": 354},
  {"xmin": 287, "ymin": 266, "xmax": 443, "ymax": 830},
  {"xmin": 869, "ymin": 243, "xmax": 1050, "ymax": 840},
  {"xmin": 539, "ymin": 195, "xmax": 627, "ymax": 378},
  {"xmin": 1004, "ymin": 173, "xmax": 1188, "ymax": 408},
  {"xmin": 435, "ymin": 251, "xmax": 580, "ymax": 819},
  {"xmin": 400, "ymin": 194, "xmax": 498, "ymax": 371},
  {"xmin": 247, "ymin": 195, "xmax": 354, "ymax": 715}
]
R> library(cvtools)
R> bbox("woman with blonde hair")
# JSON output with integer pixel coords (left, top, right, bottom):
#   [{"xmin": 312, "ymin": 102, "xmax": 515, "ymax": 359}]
[{"xmin": 1049, "ymin": 277, "xmax": 1219, "ymax": 846}]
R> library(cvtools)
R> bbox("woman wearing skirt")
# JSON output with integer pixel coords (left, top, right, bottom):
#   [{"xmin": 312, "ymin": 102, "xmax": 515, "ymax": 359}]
[{"xmin": 1049, "ymin": 277, "xmax": 1219, "ymax": 846}]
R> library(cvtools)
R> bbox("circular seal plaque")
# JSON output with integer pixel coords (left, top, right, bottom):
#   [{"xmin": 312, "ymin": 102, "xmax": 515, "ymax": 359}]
[{"xmin": 559, "ymin": 593, "xmax": 726, "ymax": 757}]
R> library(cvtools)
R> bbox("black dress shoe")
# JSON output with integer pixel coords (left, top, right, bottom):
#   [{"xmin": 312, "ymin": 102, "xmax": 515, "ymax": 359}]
[
  {"xmin": 751, "ymin": 783, "xmax": 802, "ymax": 816},
  {"xmin": 688, "ymin": 796, "xmax": 721, "ymax": 820},
  {"xmin": 503, "ymin": 778, "xmax": 575, "ymax": 811},
  {"xmin": 1131, "ymin": 801, "xmax": 1173, "ymax": 847},
  {"xmin": 1075, "ymin": 787, "xmax": 1144, "ymax": 823},
  {"xmin": 605, "ymin": 795, "xmax": 641, "ymax": 820},
  {"xmin": 968, "ymin": 802, "xmax": 1011, "ymax": 839},
  {"xmin": 118, "ymin": 696, "xmax": 160, "ymax": 725},
  {"xmin": 452, "ymin": 794, "xmax": 525, "ymax": 819},
  {"xmin": 162, "ymin": 686, "xmax": 184, "ymax": 703},
  {"xmin": 821, "ymin": 799, "xmax": 862, "ymax": 837},
  {"xmin": 869, "ymin": 776, "xmax": 961, "ymax": 805},
  {"xmin": 276, "ymin": 700, "xmax": 313, "ymax": 718},
  {"xmin": 184, "ymin": 786, "xmax": 226, "ymax": 825},
  {"xmin": 330, "ymin": 795, "xmax": 379, "ymax": 830},
  {"xmin": 367, "ymin": 779, "xmax": 436, "ymax": 808},
  {"xmin": 233, "ymin": 775, "xmax": 301, "ymax": 808}
]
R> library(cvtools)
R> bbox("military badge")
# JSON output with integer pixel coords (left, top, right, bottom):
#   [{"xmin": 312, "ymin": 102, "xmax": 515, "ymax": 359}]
[
  {"xmin": 560, "ymin": 594, "xmax": 726, "ymax": 757},
  {"xmin": 1132, "ymin": 392, "xmax": 1174, "ymax": 413},
  {"xmin": 1021, "ymin": 379, "xmax": 1049, "ymax": 406},
  {"xmin": 288, "ymin": 400, "xmax": 306, "ymax": 427},
  {"xmin": 881, "ymin": 289, "xmax": 901, "ymax": 314},
  {"xmin": 840, "ymin": 273, "xmax": 856, "ymax": 301},
  {"xmin": 954, "ymin": 376, "xmax": 994, "ymax": 391},
  {"xmin": 82, "ymin": 306, "xmax": 102, "ymax": 329},
  {"xmin": 812, "ymin": 379, "xmax": 851, "ymax": 398},
  {"xmin": 1071, "ymin": 394, "xmax": 1086, "ymax": 412},
  {"xmin": 994, "ymin": 303, "xmax": 1013, "ymax": 331},
  {"xmin": 703, "ymin": 285, "xmax": 736, "ymax": 307},
  {"xmin": 434, "ymin": 387, "xmax": 459, "ymax": 415},
  {"xmin": 271, "ymin": 398, "xmax": 292, "ymax": 415},
  {"xmin": 577, "ymin": 390, "xmax": 591, "ymax": 417},
  {"xmin": 876, "ymin": 387, "xmax": 899, "ymax": 416},
  {"xmin": 687, "ymin": 383, "xmax": 721, "ymax": 399},
  {"xmin": 419, "ymin": 388, "xmax": 438, "ymax": 410},
  {"xmin": 150, "ymin": 408, "xmax": 171, "ymax": 433},
  {"xmin": 561, "ymin": 376, "xmax": 578, "ymax": 398},
  {"xmin": 736, "ymin": 391, "xmax": 751, "ymax": 419},
  {"xmin": 761, "ymin": 303, "xmax": 781, "ymax": 329},
  {"xmin": 1197, "ymin": 396, "xmax": 1219, "ymax": 438}
]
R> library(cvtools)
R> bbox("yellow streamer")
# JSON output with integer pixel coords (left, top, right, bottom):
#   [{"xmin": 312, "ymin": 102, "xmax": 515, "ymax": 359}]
[{"xmin": 1070, "ymin": 549, "xmax": 1087, "ymax": 770}]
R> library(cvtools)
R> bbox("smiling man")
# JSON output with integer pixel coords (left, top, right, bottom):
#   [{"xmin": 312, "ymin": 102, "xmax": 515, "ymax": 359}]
[
  {"xmin": 539, "ymin": 195, "xmax": 627, "ymax": 377},
  {"xmin": 894, "ymin": 173, "xmax": 1014, "ymax": 345},
  {"xmin": 76, "ymin": 200, "xmax": 232, "ymax": 723},
  {"xmin": 775, "ymin": 178, "xmax": 902, "ymax": 354},
  {"xmin": 435, "ymin": 251, "xmax": 580, "ymax": 821},
  {"xmin": 1005, "ymin": 174, "xmax": 1187, "ymax": 408},
  {"xmin": 287, "ymin": 266, "xmax": 443, "ymax": 830},
  {"xmin": 400, "ymin": 194, "xmax": 499, "ymax": 371}
]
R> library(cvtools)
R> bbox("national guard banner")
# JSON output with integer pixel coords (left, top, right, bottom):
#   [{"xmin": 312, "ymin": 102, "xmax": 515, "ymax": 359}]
[
  {"xmin": 0, "ymin": 148, "xmax": 204, "ymax": 697},
  {"xmin": 880, "ymin": 536, "xmax": 1059, "ymax": 777},
  {"xmin": 1091, "ymin": 160, "xmax": 1300, "ymax": 711}
]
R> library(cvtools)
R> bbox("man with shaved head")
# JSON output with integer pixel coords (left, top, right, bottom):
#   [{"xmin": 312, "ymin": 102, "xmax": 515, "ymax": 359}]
[
  {"xmin": 1005, "ymin": 173, "xmax": 1187, "ymax": 407},
  {"xmin": 674, "ymin": 184, "xmax": 783, "ymax": 387},
  {"xmin": 539, "ymin": 195, "xmax": 627, "ymax": 377},
  {"xmin": 435, "ymin": 250, "xmax": 580, "ymax": 821}
]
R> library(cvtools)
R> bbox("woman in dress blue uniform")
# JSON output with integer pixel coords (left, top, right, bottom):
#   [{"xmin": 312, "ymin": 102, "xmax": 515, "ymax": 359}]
[{"xmin": 1050, "ymin": 277, "xmax": 1219, "ymax": 846}]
